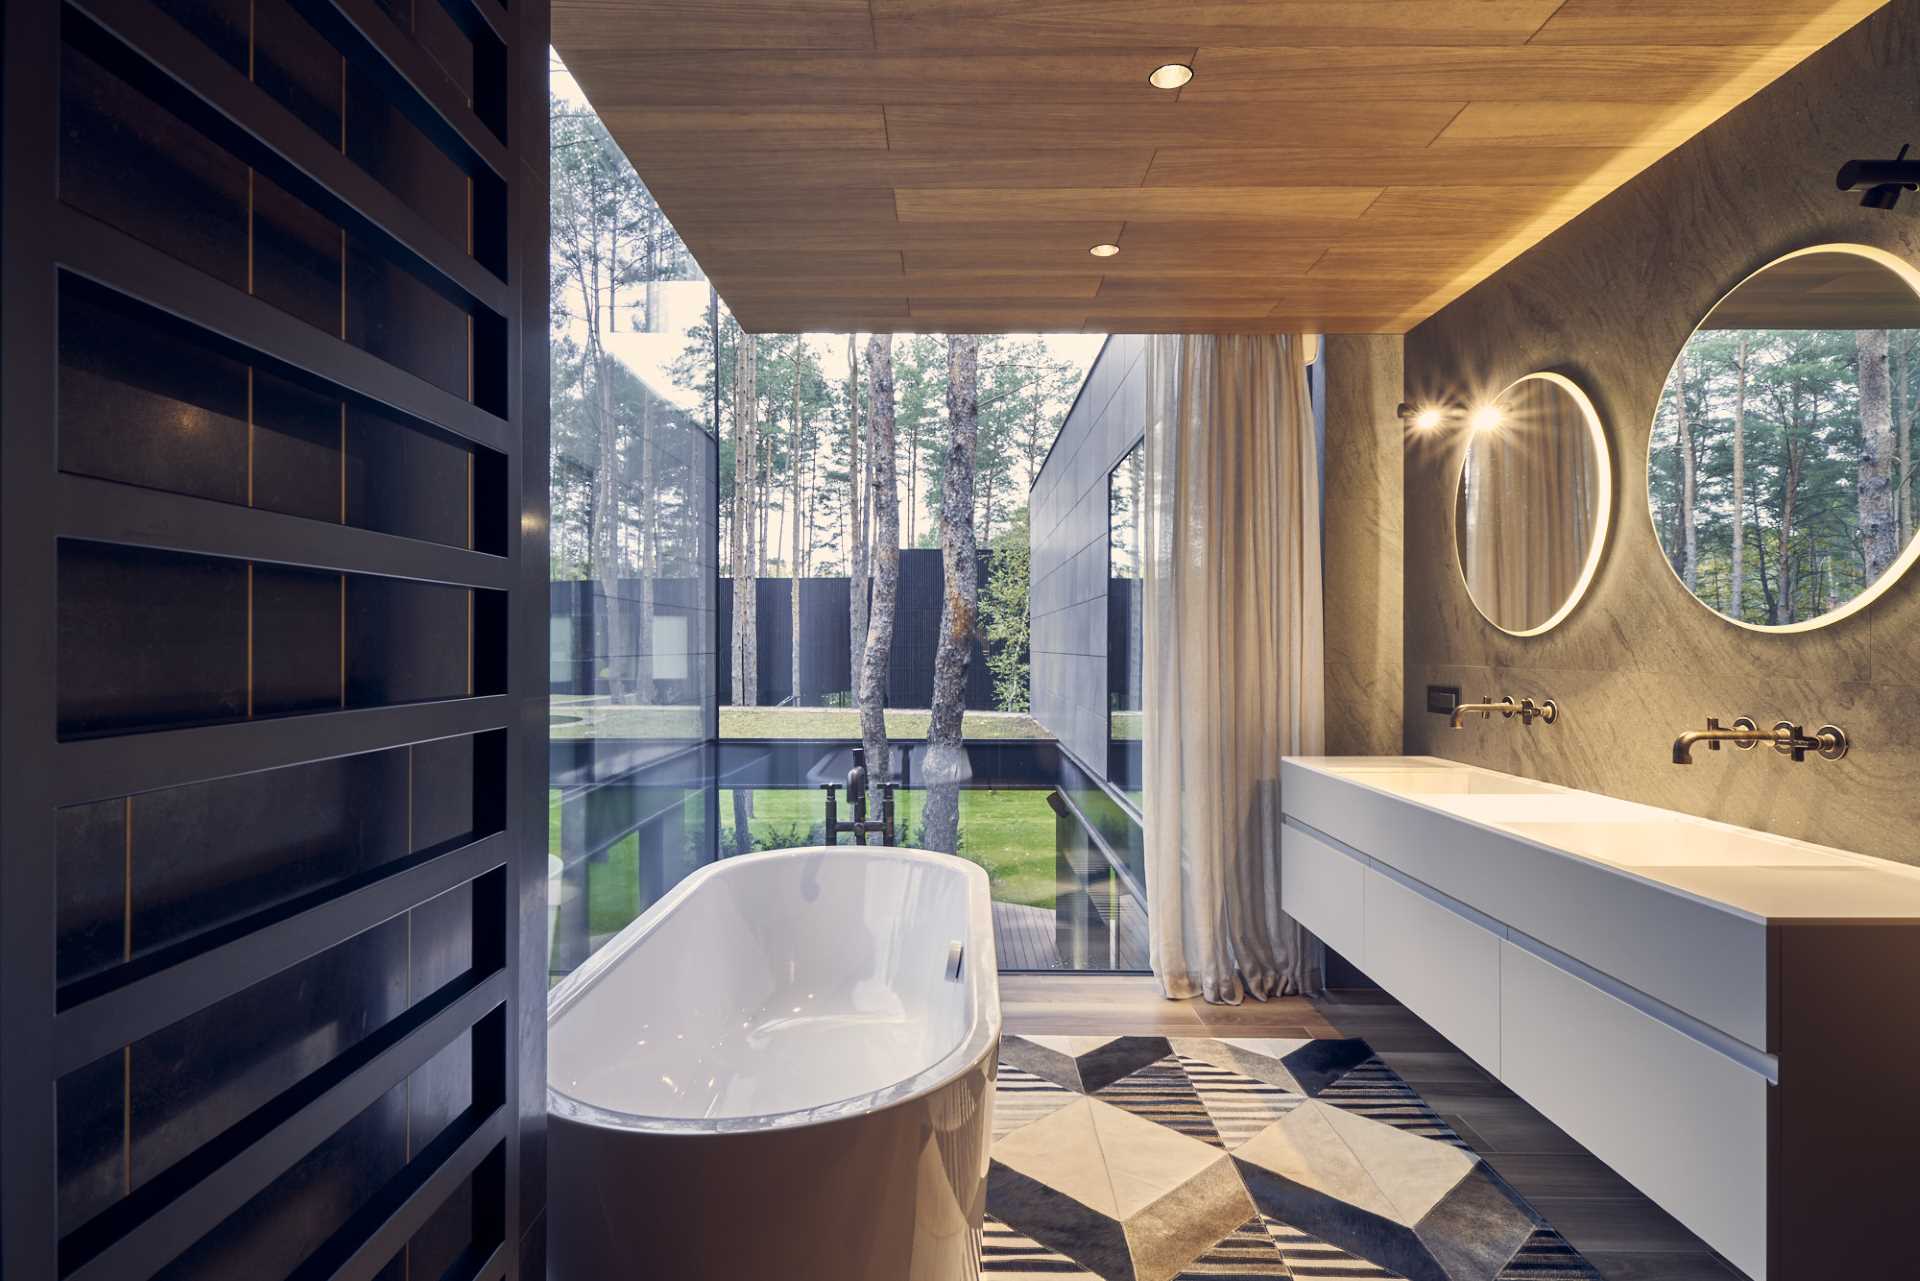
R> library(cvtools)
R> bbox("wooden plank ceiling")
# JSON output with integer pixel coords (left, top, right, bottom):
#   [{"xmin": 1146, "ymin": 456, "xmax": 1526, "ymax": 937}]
[{"xmin": 553, "ymin": 0, "xmax": 1889, "ymax": 334}]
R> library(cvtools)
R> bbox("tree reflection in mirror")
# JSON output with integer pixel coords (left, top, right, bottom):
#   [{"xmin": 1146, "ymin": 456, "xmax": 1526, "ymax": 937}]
[{"xmin": 1649, "ymin": 246, "xmax": 1920, "ymax": 630}]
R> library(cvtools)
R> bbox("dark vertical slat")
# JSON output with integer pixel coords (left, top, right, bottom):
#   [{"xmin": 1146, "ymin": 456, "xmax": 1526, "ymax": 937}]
[
  {"xmin": 1, "ymin": 0, "xmax": 66, "ymax": 1271},
  {"xmin": 13, "ymin": 0, "xmax": 535, "ymax": 1270},
  {"xmin": 507, "ymin": 0, "xmax": 549, "ymax": 1270}
]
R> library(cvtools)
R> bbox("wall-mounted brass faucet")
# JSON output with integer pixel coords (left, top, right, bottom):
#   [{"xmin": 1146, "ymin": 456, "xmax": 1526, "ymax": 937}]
[
  {"xmin": 1450, "ymin": 695, "xmax": 1558, "ymax": 730},
  {"xmin": 1670, "ymin": 716, "xmax": 1850, "ymax": 765}
]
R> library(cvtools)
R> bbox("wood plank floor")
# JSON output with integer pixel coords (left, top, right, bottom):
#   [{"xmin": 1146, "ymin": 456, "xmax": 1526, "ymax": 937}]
[{"xmin": 999, "ymin": 976, "xmax": 1743, "ymax": 1281}]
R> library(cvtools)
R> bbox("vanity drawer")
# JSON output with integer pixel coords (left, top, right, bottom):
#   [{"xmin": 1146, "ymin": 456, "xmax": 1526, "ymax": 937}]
[
  {"xmin": 1280, "ymin": 823, "xmax": 1365, "ymax": 967},
  {"xmin": 1500, "ymin": 940, "xmax": 1769, "ymax": 1281},
  {"xmin": 1363, "ymin": 868, "xmax": 1502, "ymax": 1074}
]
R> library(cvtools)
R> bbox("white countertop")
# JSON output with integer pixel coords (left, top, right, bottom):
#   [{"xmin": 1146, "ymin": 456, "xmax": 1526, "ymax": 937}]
[{"xmin": 1283, "ymin": 755, "xmax": 1920, "ymax": 923}]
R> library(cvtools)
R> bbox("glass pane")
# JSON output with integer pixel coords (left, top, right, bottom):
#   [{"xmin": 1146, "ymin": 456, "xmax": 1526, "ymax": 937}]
[
  {"xmin": 1108, "ymin": 438, "xmax": 1146, "ymax": 805},
  {"xmin": 546, "ymin": 53, "xmax": 1139, "ymax": 977}
]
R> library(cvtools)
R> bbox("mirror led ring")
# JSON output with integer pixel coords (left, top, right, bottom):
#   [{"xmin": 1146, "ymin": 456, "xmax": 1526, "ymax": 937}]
[
  {"xmin": 1454, "ymin": 371, "xmax": 1614, "ymax": 638},
  {"xmin": 1646, "ymin": 243, "xmax": 1920, "ymax": 634}
]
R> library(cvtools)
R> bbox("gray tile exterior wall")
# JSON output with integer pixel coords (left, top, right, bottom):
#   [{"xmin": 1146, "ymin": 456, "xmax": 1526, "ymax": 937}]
[{"xmin": 1029, "ymin": 335, "xmax": 1148, "ymax": 775}]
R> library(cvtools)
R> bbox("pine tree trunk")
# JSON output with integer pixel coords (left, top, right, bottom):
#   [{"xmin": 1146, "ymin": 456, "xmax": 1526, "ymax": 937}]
[
  {"xmin": 921, "ymin": 336, "xmax": 980, "ymax": 855},
  {"xmin": 1675, "ymin": 357, "xmax": 1698, "ymax": 591},
  {"xmin": 1858, "ymin": 329, "xmax": 1898, "ymax": 579},
  {"xmin": 1776, "ymin": 439, "xmax": 1801, "ymax": 625},
  {"xmin": 1730, "ymin": 334, "xmax": 1748, "ymax": 620},
  {"xmin": 859, "ymin": 335, "xmax": 899, "ymax": 784},
  {"xmin": 847, "ymin": 336, "xmax": 868, "ymax": 695},
  {"xmin": 906, "ymin": 415, "xmax": 919, "ymax": 548},
  {"xmin": 591, "ymin": 343, "xmax": 630, "ymax": 703},
  {"xmin": 634, "ymin": 392, "xmax": 656, "ymax": 704},
  {"xmin": 730, "ymin": 333, "xmax": 759, "ymax": 852},
  {"xmin": 1900, "ymin": 333, "xmax": 1913, "ymax": 547},
  {"xmin": 756, "ymin": 425, "xmax": 770, "ymax": 579},
  {"xmin": 789, "ymin": 350, "xmax": 804, "ymax": 706}
]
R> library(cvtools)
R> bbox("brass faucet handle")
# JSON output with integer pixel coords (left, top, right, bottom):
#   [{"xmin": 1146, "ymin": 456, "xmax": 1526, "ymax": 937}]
[
  {"xmin": 1516, "ymin": 696, "xmax": 1558, "ymax": 726},
  {"xmin": 1772, "ymin": 721, "xmax": 1818, "ymax": 762},
  {"xmin": 1770, "ymin": 721, "xmax": 1851, "ymax": 762}
]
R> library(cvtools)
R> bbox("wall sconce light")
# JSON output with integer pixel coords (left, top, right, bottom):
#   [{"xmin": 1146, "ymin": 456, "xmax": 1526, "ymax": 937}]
[
  {"xmin": 1397, "ymin": 401, "xmax": 1452, "ymax": 431},
  {"xmin": 1398, "ymin": 400, "xmax": 1507, "ymax": 433}
]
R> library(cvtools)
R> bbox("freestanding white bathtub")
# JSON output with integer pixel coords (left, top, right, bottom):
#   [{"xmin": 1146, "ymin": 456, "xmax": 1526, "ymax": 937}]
[{"xmin": 547, "ymin": 846, "xmax": 1001, "ymax": 1281}]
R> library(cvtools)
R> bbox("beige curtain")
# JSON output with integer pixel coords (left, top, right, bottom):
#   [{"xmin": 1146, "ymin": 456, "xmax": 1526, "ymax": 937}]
[
  {"xmin": 1459, "ymin": 378, "xmax": 1597, "ymax": 631},
  {"xmin": 1142, "ymin": 334, "xmax": 1326, "ymax": 1004}
]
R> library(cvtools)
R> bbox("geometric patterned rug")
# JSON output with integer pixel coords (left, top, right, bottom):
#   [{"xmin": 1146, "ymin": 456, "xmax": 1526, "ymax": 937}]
[{"xmin": 986, "ymin": 1035, "xmax": 1601, "ymax": 1281}]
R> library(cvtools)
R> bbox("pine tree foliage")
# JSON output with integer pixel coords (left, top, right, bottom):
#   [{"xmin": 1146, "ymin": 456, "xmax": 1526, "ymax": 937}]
[{"xmin": 1649, "ymin": 326, "xmax": 1919, "ymax": 626}]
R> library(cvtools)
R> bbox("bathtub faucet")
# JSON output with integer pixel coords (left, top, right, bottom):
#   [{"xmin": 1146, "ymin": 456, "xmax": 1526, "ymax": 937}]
[{"xmin": 823, "ymin": 747, "xmax": 898, "ymax": 846}]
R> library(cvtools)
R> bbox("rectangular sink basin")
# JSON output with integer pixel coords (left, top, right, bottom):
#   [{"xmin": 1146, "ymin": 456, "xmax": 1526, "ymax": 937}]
[
  {"xmin": 1341, "ymin": 769, "xmax": 1559, "ymax": 797},
  {"xmin": 1504, "ymin": 820, "xmax": 1841, "ymax": 869},
  {"xmin": 1420, "ymin": 795, "xmax": 1649, "ymax": 824}
]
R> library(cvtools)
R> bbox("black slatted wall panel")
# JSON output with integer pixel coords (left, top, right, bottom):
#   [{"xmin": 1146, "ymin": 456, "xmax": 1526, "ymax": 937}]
[{"xmin": 1, "ymin": 0, "xmax": 550, "ymax": 1277}]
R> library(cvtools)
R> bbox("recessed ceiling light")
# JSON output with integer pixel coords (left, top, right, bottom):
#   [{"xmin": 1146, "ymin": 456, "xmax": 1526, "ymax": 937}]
[
  {"xmin": 1089, "ymin": 242, "xmax": 1121, "ymax": 258},
  {"xmin": 1413, "ymin": 407, "xmax": 1444, "ymax": 431},
  {"xmin": 1469, "ymin": 404, "xmax": 1504, "ymax": 433},
  {"xmin": 1149, "ymin": 62, "xmax": 1194, "ymax": 90}
]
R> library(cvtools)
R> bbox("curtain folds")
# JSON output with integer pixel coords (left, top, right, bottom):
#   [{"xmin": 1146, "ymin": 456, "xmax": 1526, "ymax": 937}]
[{"xmin": 1142, "ymin": 333, "xmax": 1326, "ymax": 1004}]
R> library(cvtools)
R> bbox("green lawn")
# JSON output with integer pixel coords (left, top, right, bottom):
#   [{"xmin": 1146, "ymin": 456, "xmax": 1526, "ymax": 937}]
[
  {"xmin": 718, "ymin": 787, "xmax": 1058, "ymax": 909},
  {"xmin": 550, "ymin": 784, "xmax": 1058, "ymax": 950},
  {"xmin": 547, "ymin": 789, "xmax": 701, "ymax": 937}
]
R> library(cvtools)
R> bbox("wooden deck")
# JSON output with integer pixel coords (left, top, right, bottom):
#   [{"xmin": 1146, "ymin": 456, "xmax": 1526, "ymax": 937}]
[
  {"xmin": 992, "ymin": 902, "xmax": 1057, "ymax": 970},
  {"xmin": 992, "ymin": 895, "xmax": 1151, "ymax": 972}
]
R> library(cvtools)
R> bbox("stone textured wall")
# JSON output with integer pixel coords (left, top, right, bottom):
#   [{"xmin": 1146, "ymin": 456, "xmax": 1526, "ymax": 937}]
[
  {"xmin": 1403, "ymin": 0, "xmax": 1920, "ymax": 863},
  {"xmin": 1324, "ymin": 335, "xmax": 1406, "ymax": 756},
  {"xmin": 1030, "ymin": 335, "xmax": 1147, "ymax": 773}
]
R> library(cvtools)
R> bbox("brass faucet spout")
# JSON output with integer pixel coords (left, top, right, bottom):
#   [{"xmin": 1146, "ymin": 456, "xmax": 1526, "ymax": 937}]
[
  {"xmin": 1671, "ymin": 717, "xmax": 1769, "ymax": 764},
  {"xmin": 1448, "ymin": 698, "xmax": 1509, "ymax": 730},
  {"xmin": 1449, "ymin": 695, "xmax": 1557, "ymax": 730},
  {"xmin": 1671, "ymin": 717, "xmax": 1849, "ymax": 765}
]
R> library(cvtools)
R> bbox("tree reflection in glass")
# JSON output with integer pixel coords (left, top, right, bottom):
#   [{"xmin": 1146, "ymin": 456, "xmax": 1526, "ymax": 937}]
[{"xmin": 1108, "ymin": 438, "xmax": 1146, "ymax": 803}]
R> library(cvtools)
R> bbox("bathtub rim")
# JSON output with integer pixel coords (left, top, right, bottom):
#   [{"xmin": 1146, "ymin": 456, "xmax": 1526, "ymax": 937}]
[{"xmin": 545, "ymin": 844, "xmax": 1002, "ymax": 1136}]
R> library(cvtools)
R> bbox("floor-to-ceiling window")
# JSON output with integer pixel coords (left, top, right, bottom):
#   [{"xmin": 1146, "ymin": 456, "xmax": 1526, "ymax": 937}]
[
  {"xmin": 546, "ymin": 68, "xmax": 719, "ymax": 982},
  {"xmin": 544, "ymin": 54, "xmax": 1139, "ymax": 978}
]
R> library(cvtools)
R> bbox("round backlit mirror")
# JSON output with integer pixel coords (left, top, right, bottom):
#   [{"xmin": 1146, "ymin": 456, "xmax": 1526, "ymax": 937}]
[
  {"xmin": 1454, "ymin": 373, "xmax": 1611, "ymax": 636},
  {"xmin": 1648, "ymin": 245, "xmax": 1920, "ymax": 631}
]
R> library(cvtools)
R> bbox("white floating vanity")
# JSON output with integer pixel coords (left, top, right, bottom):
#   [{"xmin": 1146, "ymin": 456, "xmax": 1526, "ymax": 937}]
[{"xmin": 1281, "ymin": 755, "xmax": 1920, "ymax": 1281}]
